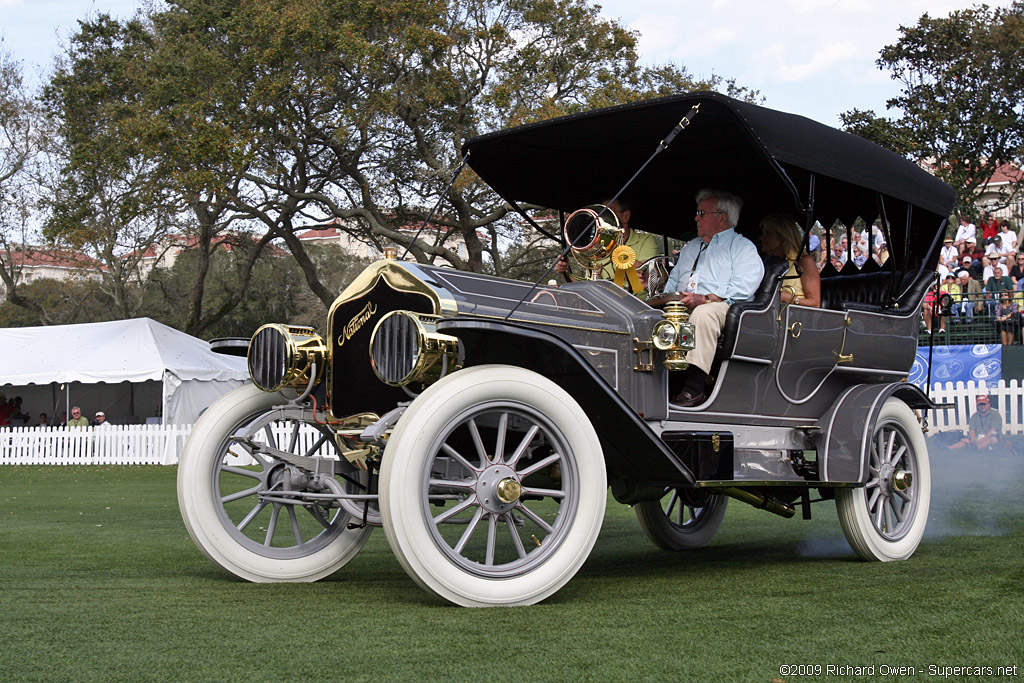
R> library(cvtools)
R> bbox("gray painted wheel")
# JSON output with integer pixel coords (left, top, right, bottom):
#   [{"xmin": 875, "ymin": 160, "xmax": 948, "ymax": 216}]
[
  {"xmin": 837, "ymin": 398, "xmax": 931, "ymax": 561},
  {"xmin": 178, "ymin": 384, "xmax": 371, "ymax": 582},
  {"xmin": 380, "ymin": 365, "xmax": 606, "ymax": 606},
  {"xmin": 635, "ymin": 489, "xmax": 727, "ymax": 550}
]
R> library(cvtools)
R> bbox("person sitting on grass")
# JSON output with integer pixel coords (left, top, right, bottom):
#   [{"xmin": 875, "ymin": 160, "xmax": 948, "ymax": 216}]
[{"xmin": 949, "ymin": 394, "xmax": 1003, "ymax": 451}]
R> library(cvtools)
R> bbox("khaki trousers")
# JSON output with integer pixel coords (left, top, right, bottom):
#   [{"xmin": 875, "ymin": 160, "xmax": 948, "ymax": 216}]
[{"xmin": 687, "ymin": 301, "xmax": 729, "ymax": 374}]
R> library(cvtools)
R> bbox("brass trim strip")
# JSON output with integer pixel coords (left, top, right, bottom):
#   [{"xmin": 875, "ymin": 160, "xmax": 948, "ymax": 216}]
[{"xmin": 456, "ymin": 310, "xmax": 633, "ymax": 336}]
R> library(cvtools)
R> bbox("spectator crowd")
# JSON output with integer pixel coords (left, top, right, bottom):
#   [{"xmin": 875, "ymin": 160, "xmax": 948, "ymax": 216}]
[
  {"xmin": 921, "ymin": 211, "xmax": 1024, "ymax": 343},
  {"xmin": 0, "ymin": 394, "xmax": 112, "ymax": 428},
  {"xmin": 788, "ymin": 211, "xmax": 1020, "ymax": 343}
]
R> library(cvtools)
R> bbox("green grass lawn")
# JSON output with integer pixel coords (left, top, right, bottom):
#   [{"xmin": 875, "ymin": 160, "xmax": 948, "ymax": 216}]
[{"xmin": 1, "ymin": 446, "xmax": 1022, "ymax": 682}]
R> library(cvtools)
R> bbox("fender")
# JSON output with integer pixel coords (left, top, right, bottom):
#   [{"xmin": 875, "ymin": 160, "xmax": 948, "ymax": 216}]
[
  {"xmin": 437, "ymin": 317, "xmax": 695, "ymax": 486},
  {"xmin": 816, "ymin": 382, "xmax": 939, "ymax": 483}
]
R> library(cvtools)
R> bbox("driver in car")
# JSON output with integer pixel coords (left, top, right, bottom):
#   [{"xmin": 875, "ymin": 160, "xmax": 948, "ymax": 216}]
[{"xmin": 657, "ymin": 189, "xmax": 764, "ymax": 407}]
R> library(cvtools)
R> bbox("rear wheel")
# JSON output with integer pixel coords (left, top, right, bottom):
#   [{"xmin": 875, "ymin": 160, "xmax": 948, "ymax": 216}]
[
  {"xmin": 837, "ymin": 398, "xmax": 930, "ymax": 561},
  {"xmin": 635, "ymin": 489, "xmax": 727, "ymax": 550},
  {"xmin": 178, "ymin": 384, "xmax": 372, "ymax": 582},
  {"xmin": 380, "ymin": 365, "xmax": 606, "ymax": 607}
]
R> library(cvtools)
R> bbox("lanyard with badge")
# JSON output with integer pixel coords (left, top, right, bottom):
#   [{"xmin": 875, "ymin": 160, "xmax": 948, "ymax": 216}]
[{"xmin": 685, "ymin": 241, "xmax": 708, "ymax": 293}]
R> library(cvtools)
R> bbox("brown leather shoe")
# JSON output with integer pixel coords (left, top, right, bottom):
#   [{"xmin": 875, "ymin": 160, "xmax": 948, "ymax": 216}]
[{"xmin": 671, "ymin": 389, "xmax": 705, "ymax": 407}]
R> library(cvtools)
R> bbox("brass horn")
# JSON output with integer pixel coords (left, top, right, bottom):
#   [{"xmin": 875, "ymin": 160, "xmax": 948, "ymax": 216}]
[{"xmin": 563, "ymin": 204, "xmax": 623, "ymax": 278}]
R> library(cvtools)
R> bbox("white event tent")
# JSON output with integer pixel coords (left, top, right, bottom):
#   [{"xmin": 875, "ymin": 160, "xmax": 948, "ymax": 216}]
[{"xmin": 0, "ymin": 318, "xmax": 249, "ymax": 425}]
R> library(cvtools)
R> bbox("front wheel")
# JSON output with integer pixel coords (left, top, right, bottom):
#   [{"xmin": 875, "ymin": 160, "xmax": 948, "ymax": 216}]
[
  {"xmin": 177, "ymin": 384, "xmax": 372, "ymax": 582},
  {"xmin": 380, "ymin": 365, "xmax": 606, "ymax": 607},
  {"xmin": 836, "ymin": 398, "xmax": 931, "ymax": 561}
]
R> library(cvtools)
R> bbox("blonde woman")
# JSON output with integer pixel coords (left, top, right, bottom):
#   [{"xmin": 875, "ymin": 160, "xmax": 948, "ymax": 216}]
[{"xmin": 759, "ymin": 214, "xmax": 821, "ymax": 308}]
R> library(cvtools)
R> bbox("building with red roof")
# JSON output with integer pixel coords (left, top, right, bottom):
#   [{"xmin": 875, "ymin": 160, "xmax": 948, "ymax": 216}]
[{"xmin": 1, "ymin": 247, "xmax": 106, "ymax": 298}]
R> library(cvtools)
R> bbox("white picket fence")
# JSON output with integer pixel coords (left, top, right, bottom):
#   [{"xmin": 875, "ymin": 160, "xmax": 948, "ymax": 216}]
[
  {"xmin": 0, "ymin": 382, "xmax": 1017, "ymax": 465},
  {"xmin": 0, "ymin": 424, "xmax": 194, "ymax": 465},
  {"xmin": 0, "ymin": 421, "xmax": 331, "ymax": 466},
  {"xmin": 926, "ymin": 379, "xmax": 1024, "ymax": 435}
]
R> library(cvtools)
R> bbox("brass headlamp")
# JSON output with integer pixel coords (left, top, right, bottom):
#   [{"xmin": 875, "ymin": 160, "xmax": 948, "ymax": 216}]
[
  {"xmin": 651, "ymin": 301, "xmax": 696, "ymax": 370},
  {"xmin": 248, "ymin": 324, "xmax": 327, "ymax": 392},
  {"xmin": 369, "ymin": 311, "xmax": 462, "ymax": 387}
]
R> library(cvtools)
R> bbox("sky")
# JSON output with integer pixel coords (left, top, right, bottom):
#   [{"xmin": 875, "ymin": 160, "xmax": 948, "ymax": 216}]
[{"xmin": 0, "ymin": 0, "xmax": 1017, "ymax": 127}]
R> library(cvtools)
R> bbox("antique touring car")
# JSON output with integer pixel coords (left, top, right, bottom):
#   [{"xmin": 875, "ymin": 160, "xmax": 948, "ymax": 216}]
[{"xmin": 178, "ymin": 92, "xmax": 956, "ymax": 606}]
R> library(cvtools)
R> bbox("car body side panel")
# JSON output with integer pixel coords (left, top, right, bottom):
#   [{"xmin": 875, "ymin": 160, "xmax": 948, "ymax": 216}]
[
  {"xmin": 839, "ymin": 309, "xmax": 920, "ymax": 377},
  {"xmin": 815, "ymin": 382, "xmax": 936, "ymax": 483},
  {"xmin": 729, "ymin": 305, "xmax": 778, "ymax": 361},
  {"xmin": 438, "ymin": 318, "xmax": 695, "ymax": 487},
  {"xmin": 685, "ymin": 290, "xmax": 923, "ymax": 424},
  {"xmin": 775, "ymin": 307, "xmax": 847, "ymax": 403}
]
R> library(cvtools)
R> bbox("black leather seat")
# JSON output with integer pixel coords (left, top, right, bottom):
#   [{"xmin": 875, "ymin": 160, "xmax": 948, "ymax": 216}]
[
  {"xmin": 718, "ymin": 257, "xmax": 788, "ymax": 354},
  {"xmin": 819, "ymin": 269, "xmax": 932, "ymax": 314}
]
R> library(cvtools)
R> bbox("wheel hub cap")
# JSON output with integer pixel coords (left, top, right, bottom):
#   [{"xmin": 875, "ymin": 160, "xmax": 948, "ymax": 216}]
[
  {"xmin": 476, "ymin": 465, "xmax": 520, "ymax": 513},
  {"xmin": 893, "ymin": 469, "xmax": 912, "ymax": 491},
  {"xmin": 496, "ymin": 477, "xmax": 522, "ymax": 504}
]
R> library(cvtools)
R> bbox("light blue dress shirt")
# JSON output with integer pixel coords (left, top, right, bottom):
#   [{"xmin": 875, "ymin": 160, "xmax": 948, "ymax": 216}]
[{"xmin": 664, "ymin": 228, "xmax": 764, "ymax": 302}]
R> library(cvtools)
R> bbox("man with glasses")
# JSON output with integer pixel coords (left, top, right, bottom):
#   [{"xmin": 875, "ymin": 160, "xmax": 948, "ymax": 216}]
[
  {"xmin": 658, "ymin": 189, "xmax": 763, "ymax": 407},
  {"xmin": 67, "ymin": 406, "xmax": 89, "ymax": 427}
]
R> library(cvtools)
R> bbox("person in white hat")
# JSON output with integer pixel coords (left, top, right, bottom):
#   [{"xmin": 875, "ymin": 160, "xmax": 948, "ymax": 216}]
[{"xmin": 940, "ymin": 237, "xmax": 958, "ymax": 270}]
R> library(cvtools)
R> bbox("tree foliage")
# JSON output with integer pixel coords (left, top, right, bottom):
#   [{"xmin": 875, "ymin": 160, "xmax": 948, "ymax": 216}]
[
  {"xmin": 41, "ymin": 13, "xmax": 262, "ymax": 331},
  {"xmin": 0, "ymin": 47, "xmax": 54, "ymax": 323},
  {"xmin": 842, "ymin": 2, "xmax": 1024, "ymax": 216},
  {"xmin": 140, "ymin": 244, "xmax": 298, "ymax": 338},
  {"xmin": 39, "ymin": 0, "xmax": 756, "ymax": 332},
  {"xmin": 0, "ymin": 277, "xmax": 114, "ymax": 328},
  {"xmin": 838, "ymin": 108, "xmax": 913, "ymax": 158},
  {"xmin": 136, "ymin": 238, "xmax": 371, "ymax": 338}
]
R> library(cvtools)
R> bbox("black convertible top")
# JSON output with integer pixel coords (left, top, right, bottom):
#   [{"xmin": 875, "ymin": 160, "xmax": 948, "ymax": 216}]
[{"xmin": 463, "ymin": 92, "xmax": 956, "ymax": 272}]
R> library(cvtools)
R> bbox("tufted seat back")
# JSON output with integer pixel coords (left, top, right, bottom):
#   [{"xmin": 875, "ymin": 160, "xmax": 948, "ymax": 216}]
[{"xmin": 819, "ymin": 269, "xmax": 932, "ymax": 314}]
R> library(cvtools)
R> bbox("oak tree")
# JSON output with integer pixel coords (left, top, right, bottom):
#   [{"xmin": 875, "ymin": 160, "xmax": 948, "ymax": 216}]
[
  {"xmin": 843, "ymin": 2, "xmax": 1024, "ymax": 217},
  {"xmin": 45, "ymin": 0, "xmax": 756, "ymax": 327}
]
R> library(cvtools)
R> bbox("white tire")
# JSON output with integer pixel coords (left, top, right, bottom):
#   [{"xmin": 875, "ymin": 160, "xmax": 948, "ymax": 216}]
[
  {"xmin": 380, "ymin": 365, "xmax": 606, "ymax": 607},
  {"xmin": 636, "ymin": 489, "xmax": 727, "ymax": 550},
  {"xmin": 837, "ymin": 398, "xmax": 931, "ymax": 561},
  {"xmin": 177, "ymin": 384, "xmax": 371, "ymax": 582}
]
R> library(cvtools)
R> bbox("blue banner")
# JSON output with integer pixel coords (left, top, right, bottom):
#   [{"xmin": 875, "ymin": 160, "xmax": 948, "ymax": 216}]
[{"xmin": 910, "ymin": 344, "xmax": 1002, "ymax": 388}]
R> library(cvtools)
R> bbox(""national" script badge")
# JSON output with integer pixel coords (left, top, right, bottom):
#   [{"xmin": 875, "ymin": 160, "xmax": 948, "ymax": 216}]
[{"xmin": 338, "ymin": 302, "xmax": 377, "ymax": 347}]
